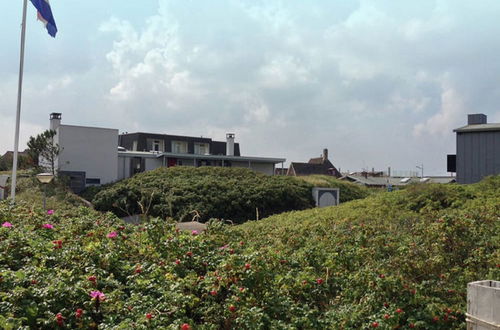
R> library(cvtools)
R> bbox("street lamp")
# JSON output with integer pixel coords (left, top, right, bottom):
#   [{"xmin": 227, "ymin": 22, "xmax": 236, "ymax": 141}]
[
  {"xmin": 36, "ymin": 173, "xmax": 54, "ymax": 209},
  {"xmin": 416, "ymin": 164, "xmax": 424, "ymax": 178}
]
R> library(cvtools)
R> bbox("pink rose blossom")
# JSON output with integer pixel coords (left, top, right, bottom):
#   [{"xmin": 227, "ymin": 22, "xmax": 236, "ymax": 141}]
[
  {"xmin": 43, "ymin": 223, "xmax": 54, "ymax": 229},
  {"xmin": 2, "ymin": 222, "xmax": 12, "ymax": 228},
  {"xmin": 191, "ymin": 230, "xmax": 199, "ymax": 236},
  {"xmin": 47, "ymin": 210, "xmax": 54, "ymax": 215},
  {"xmin": 107, "ymin": 231, "xmax": 117, "ymax": 238},
  {"xmin": 89, "ymin": 291, "xmax": 106, "ymax": 301}
]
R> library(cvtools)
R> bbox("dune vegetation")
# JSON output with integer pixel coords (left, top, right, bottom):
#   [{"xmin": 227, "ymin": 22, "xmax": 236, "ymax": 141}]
[{"xmin": 0, "ymin": 174, "xmax": 498, "ymax": 328}]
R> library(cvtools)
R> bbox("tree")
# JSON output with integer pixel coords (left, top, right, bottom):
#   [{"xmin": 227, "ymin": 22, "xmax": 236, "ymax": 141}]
[
  {"xmin": 0, "ymin": 156, "xmax": 8, "ymax": 171},
  {"xmin": 27, "ymin": 130, "xmax": 61, "ymax": 175}
]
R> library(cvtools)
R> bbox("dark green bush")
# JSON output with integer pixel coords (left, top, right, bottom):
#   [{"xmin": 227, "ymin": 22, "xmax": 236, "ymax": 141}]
[{"xmin": 92, "ymin": 167, "xmax": 315, "ymax": 223}]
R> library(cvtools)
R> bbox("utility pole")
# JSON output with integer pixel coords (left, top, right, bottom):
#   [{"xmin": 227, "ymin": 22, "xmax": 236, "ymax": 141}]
[{"xmin": 416, "ymin": 164, "xmax": 424, "ymax": 178}]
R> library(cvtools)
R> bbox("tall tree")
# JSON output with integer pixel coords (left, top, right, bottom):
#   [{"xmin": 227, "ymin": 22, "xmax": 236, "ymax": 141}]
[{"xmin": 27, "ymin": 130, "xmax": 61, "ymax": 174}]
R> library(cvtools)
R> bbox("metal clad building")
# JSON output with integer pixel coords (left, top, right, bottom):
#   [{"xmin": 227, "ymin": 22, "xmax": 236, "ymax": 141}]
[{"xmin": 452, "ymin": 114, "xmax": 500, "ymax": 184}]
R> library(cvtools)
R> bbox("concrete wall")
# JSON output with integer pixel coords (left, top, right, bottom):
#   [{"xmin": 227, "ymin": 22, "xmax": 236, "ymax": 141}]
[
  {"xmin": 145, "ymin": 158, "xmax": 163, "ymax": 172},
  {"xmin": 57, "ymin": 125, "xmax": 118, "ymax": 185},
  {"xmin": 232, "ymin": 161, "xmax": 275, "ymax": 175},
  {"xmin": 117, "ymin": 156, "xmax": 131, "ymax": 180},
  {"xmin": 456, "ymin": 131, "xmax": 500, "ymax": 183}
]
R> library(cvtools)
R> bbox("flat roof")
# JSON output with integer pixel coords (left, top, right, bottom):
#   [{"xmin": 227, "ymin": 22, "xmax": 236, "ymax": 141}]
[
  {"xmin": 60, "ymin": 124, "xmax": 119, "ymax": 132},
  {"xmin": 118, "ymin": 150, "xmax": 285, "ymax": 163},
  {"xmin": 453, "ymin": 123, "xmax": 500, "ymax": 133}
]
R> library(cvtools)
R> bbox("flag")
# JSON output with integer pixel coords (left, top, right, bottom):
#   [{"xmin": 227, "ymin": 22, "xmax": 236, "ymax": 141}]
[{"xmin": 29, "ymin": 0, "xmax": 57, "ymax": 37}]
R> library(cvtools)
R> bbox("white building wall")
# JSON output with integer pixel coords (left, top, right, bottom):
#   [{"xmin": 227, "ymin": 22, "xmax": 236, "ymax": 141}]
[{"xmin": 57, "ymin": 125, "xmax": 118, "ymax": 184}]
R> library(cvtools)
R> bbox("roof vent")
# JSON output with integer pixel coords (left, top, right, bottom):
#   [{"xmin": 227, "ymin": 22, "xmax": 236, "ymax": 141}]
[{"xmin": 467, "ymin": 114, "xmax": 487, "ymax": 125}]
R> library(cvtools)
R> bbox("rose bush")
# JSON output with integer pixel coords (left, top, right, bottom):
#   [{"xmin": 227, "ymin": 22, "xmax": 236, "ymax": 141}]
[{"xmin": 0, "ymin": 176, "xmax": 498, "ymax": 328}]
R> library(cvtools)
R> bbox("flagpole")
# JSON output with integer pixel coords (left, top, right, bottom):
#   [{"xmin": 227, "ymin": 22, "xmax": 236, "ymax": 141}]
[{"xmin": 11, "ymin": 0, "xmax": 28, "ymax": 203}]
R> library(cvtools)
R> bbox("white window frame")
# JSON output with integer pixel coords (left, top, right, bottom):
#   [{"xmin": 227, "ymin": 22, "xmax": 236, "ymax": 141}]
[
  {"xmin": 194, "ymin": 142, "xmax": 209, "ymax": 155},
  {"xmin": 172, "ymin": 141, "xmax": 188, "ymax": 153}
]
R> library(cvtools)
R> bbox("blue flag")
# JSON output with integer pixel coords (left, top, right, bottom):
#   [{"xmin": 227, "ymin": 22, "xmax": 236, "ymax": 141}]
[{"xmin": 30, "ymin": 0, "xmax": 57, "ymax": 37}]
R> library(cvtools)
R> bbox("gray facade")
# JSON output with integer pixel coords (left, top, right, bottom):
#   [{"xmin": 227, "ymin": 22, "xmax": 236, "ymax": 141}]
[
  {"xmin": 453, "ymin": 114, "xmax": 500, "ymax": 184},
  {"xmin": 118, "ymin": 132, "xmax": 240, "ymax": 156}
]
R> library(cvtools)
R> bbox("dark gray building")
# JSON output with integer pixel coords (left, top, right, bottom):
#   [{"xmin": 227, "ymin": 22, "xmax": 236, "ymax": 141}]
[{"xmin": 450, "ymin": 114, "xmax": 500, "ymax": 184}]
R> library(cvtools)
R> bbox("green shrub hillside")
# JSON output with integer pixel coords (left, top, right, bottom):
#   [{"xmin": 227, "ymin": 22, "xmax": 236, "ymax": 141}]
[
  {"xmin": 232, "ymin": 176, "xmax": 500, "ymax": 328},
  {"xmin": 92, "ymin": 167, "xmax": 315, "ymax": 223},
  {"xmin": 297, "ymin": 174, "xmax": 371, "ymax": 202},
  {"xmin": 1, "ymin": 177, "xmax": 498, "ymax": 329}
]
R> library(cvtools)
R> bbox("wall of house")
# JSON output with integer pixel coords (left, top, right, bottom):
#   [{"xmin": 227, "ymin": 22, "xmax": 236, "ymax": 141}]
[
  {"xmin": 117, "ymin": 156, "xmax": 131, "ymax": 180},
  {"xmin": 456, "ymin": 131, "xmax": 500, "ymax": 183},
  {"xmin": 118, "ymin": 133, "xmax": 241, "ymax": 156},
  {"xmin": 56, "ymin": 125, "xmax": 118, "ymax": 185},
  {"xmin": 145, "ymin": 158, "xmax": 163, "ymax": 172},
  {"xmin": 231, "ymin": 161, "xmax": 275, "ymax": 175}
]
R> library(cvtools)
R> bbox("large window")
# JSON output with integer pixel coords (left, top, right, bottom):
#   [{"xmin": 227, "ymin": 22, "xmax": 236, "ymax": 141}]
[
  {"xmin": 147, "ymin": 139, "xmax": 164, "ymax": 152},
  {"xmin": 172, "ymin": 141, "xmax": 188, "ymax": 153},
  {"xmin": 194, "ymin": 143, "xmax": 209, "ymax": 155}
]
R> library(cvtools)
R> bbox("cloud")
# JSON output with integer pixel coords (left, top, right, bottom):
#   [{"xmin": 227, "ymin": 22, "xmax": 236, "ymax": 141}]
[
  {"xmin": 413, "ymin": 77, "xmax": 466, "ymax": 137},
  {"xmin": 2, "ymin": 0, "xmax": 500, "ymax": 176}
]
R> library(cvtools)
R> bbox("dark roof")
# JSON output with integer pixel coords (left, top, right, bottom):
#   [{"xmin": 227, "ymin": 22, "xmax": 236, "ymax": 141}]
[
  {"xmin": 308, "ymin": 157, "xmax": 324, "ymax": 164},
  {"xmin": 453, "ymin": 123, "xmax": 500, "ymax": 133},
  {"xmin": 1, "ymin": 151, "xmax": 29, "ymax": 159},
  {"xmin": 289, "ymin": 161, "xmax": 340, "ymax": 177}
]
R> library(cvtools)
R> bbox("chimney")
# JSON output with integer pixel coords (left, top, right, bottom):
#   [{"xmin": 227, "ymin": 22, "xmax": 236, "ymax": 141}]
[
  {"xmin": 226, "ymin": 133, "xmax": 235, "ymax": 156},
  {"xmin": 322, "ymin": 148, "xmax": 328, "ymax": 162},
  {"xmin": 50, "ymin": 112, "xmax": 62, "ymax": 131},
  {"xmin": 467, "ymin": 113, "xmax": 487, "ymax": 125}
]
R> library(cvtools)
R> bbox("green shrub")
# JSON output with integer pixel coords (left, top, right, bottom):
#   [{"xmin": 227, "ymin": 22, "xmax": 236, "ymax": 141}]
[
  {"xmin": 1, "ymin": 176, "xmax": 498, "ymax": 328},
  {"xmin": 92, "ymin": 167, "xmax": 315, "ymax": 223}
]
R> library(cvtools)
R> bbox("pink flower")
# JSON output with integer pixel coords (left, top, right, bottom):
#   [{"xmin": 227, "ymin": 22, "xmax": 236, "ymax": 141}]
[
  {"xmin": 43, "ymin": 223, "xmax": 54, "ymax": 229},
  {"xmin": 107, "ymin": 231, "xmax": 117, "ymax": 238},
  {"xmin": 89, "ymin": 291, "xmax": 106, "ymax": 301},
  {"xmin": 191, "ymin": 230, "xmax": 199, "ymax": 235},
  {"xmin": 2, "ymin": 222, "xmax": 12, "ymax": 228},
  {"xmin": 47, "ymin": 209, "xmax": 54, "ymax": 215}
]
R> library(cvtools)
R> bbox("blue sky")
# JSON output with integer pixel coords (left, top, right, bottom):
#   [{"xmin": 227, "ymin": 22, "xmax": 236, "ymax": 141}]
[{"xmin": 2, "ymin": 0, "xmax": 500, "ymax": 175}]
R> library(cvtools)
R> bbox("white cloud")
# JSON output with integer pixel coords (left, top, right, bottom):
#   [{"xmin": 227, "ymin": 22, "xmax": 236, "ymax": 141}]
[
  {"xmin": 413, "ymin": 79, "xmax": 466, "ymax": 137},
  {"xmin": 3, "ymin": 0, "xmax": 500, "ymax": 175}
]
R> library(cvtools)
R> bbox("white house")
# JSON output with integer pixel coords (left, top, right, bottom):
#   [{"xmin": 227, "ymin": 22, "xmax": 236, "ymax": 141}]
[
  {"xmin": 50, "ymin": 113, "xmax": 118, "ymax": 192},
  {"xmin": 48, "ymin": 113, "xmax": 285, "ymax": 192}
]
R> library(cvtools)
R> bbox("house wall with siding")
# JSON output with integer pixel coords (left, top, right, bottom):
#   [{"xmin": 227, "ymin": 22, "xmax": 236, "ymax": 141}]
[{"xmin": 456, "ymin": 131, "xmax": 500, "ymax": 183}]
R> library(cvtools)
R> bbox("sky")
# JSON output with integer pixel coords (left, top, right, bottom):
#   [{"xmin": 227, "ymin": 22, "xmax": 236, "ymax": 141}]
[{"xmin": 2, "ymin": 0, "xmax": 500, "ymax": 176}]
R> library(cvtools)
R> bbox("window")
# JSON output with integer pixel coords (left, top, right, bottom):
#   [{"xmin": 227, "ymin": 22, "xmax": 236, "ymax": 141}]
[
  {"xmin": 172, "ymin": 141, "xmax": 188, "ymax": 153},
  {"xmin": 132, "ymin": 141, "xmax": 138, "ymax": 151},
  {"xmin": 148, "ymin": 139, "xmax": 164, "ymax": 152},
  {"xmin": 85, "ymin": 178, "xmax": 101, "ymax": 185},
  {"xmin": 153, "ymin": 140, "xmax": 162, "ymax": 152},
  {"xmin": 194, "ymin": 143, "xmax": 209, "ymax": 155}
]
